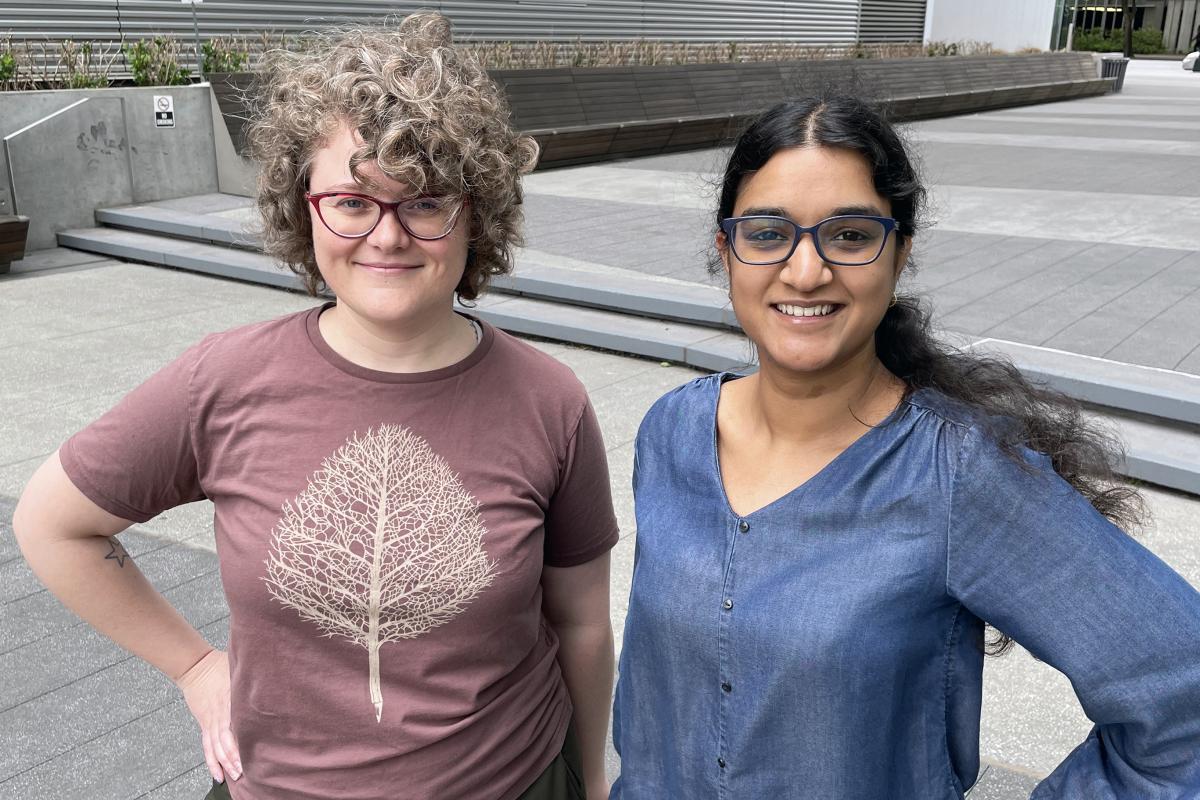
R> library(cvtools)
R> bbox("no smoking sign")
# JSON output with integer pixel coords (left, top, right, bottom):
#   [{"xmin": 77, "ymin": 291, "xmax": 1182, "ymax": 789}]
[{"xmin": 154, "ymin": 95, "xmax": 175, "ymax": 128}]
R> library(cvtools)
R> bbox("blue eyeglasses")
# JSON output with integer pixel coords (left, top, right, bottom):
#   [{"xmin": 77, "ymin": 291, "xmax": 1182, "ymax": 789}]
[{"xmin": 720, "ymin": 214, "xmax": 898, "ymax": 267}]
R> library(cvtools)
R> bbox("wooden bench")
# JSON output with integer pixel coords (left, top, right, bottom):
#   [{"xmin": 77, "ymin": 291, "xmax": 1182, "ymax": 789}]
[
  {"xmin": 493, "ymin": 52, "xmax": 1112, "ymax": 168},
  {"xmin": 0, "ymin": 214, "xmax": 29, "ymax": 274},
  {"xmin": 210, "ymin": 52, "xmax": 1112, "ymax": 171}
]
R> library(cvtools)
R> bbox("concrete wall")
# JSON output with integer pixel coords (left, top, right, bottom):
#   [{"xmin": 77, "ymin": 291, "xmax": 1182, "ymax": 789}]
[
  {"xmin": 924, "ymin": 0, "xmax": 1058, "ymax": 51},
  {"xmin": 208, "ymin": 88, "xmax": 256, "ymax": 198},
  {"xmin": 0, "ymin": 85, "xmax": 219, "ymax": 249}
]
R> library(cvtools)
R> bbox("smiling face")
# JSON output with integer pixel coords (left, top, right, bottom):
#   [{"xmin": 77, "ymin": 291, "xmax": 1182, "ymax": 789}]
[
  {"xmin": 307, "ymin": 120, "xmax": 470, "ymax": 331},
  {"xmin": 720, "ymin": 145, "xmax": 910, "ymax": 380}
]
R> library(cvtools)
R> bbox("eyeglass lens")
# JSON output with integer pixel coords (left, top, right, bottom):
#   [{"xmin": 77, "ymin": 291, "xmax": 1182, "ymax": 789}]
[
  {"xmin": 731, "ymin": 216, "xmax": 888, "ymax": 265},
  {"xmin": 316, "ymin": 195, "xmax": 458, "ymax": 239}
]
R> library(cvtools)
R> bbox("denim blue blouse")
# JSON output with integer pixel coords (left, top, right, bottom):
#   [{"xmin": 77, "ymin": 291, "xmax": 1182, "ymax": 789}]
[{"xmin": 611, "ymin": 373, "xmax": 1200, "ymax": 800}]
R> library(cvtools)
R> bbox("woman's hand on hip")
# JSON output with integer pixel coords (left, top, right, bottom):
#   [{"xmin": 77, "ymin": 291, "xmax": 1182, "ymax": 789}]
[{"xmin": 176, "ymin": 649, "xmax": 242, "ymax": 784}]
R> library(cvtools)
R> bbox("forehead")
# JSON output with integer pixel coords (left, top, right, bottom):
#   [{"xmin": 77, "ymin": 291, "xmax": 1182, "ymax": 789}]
[
  {"xmin": 306, "ymin": 120, "xmax": 409, "ymax": 192},
  {"xmin": 735, "ymin": 146, "xmax": 887, "ymax": 214}
]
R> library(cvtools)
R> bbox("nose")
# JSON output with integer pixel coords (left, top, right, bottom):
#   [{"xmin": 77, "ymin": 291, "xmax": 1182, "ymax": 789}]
[
  {"xmin": 365, "ymin": 207, "xmax": 413, "ymax": 251},
  {"xmin": 778, "ymin": 233, "xmax": 833, "ymax": 291}
]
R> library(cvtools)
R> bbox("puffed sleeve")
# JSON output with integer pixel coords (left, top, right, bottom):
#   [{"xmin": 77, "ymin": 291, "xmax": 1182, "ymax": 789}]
[
  {"xmin": 946, "ymin": 423, "xmax": 1200, "ymax": 798},
  {"xmin": 58, "ymin": 341, "xmax": 208, "ymax": 522},
  {"xmin": 542, "ymin": 400, "xmax": 619, "ymax": 568}
]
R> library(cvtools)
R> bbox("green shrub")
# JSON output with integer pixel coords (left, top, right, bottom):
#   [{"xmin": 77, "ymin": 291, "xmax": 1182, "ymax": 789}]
[
  {"xmin": 926, "ymin": 40, "xmax": 959, "ymax": 57},
  {"xmin": 202, "ymin": 36, "xmax": 249, "ymax": 73},
  {"xmin": 0, "ymin": 50, "xmax": 15, "ymax": 84},
  {"xmin": 125, "ymin": 36, "xmax": 192, "ymax": 86},
  {"xmin": 59, "ymin": 39, "xmax": 111, "ymax": 88},
  {"xmin": 1072, "ymin": 27, "xmax": 1165, "ymax": 54}
]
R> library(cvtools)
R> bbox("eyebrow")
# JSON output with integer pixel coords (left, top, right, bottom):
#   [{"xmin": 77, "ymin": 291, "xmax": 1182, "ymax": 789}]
[
  {"xmin": 738, "ymin": 204, "xmax": 887, "ymax": 219},
  {"xmin": 318, "ymin": 182, "xmax": 371, "ymax": 193}
]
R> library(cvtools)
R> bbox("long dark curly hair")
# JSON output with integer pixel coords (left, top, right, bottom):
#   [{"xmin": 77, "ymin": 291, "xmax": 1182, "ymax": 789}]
[{"xmin": 715, "ymin": 96, "xmax": 1144, "ymax": 654}]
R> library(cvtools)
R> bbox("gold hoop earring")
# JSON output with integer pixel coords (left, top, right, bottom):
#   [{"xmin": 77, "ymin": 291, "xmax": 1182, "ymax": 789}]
[{"xmin": 888, "ymin": 292, "xmax": 898, "ymax": 308}]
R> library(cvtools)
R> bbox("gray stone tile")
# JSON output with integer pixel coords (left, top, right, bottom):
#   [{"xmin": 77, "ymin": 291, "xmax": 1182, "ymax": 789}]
[
  {"xmin": 922, "ymin": 115, "xmax": 1200, "ymax": 142},
  {"xmin": 588, "ymin": 362, "xmax": 701, "ymax": 451},
  {"xmin": 1043, "ymin": 251, "xmax": 1200, "ymax": 358},
  {"xmin": 919, "ymin": 141, "xmax": 1199, "ymax": 197},
  {"xmin": 0, "ymin": 696, "xmax": 206, "ymax": 800},
  {"xmin": 926, "ymin": 238, "xmax": 1093, "ymax": 316},
  {"xmin": 1173, "ymin": 342, "xmax": 1200, "ymax": 376},
  {"xmin": 966, "ymin": 762, "xmax": 1042, "ymax": 799},
  {"xmin": 142, "ymin": 764, "xmax": 212, "ymax": 800},
  {"xmin": 0, "ymin": 653, "xmax": 181, "ymax": 780},
  {"xmin": 982, "ymin": 246, "xmax": 1189, "ymax": 348},
  {"xmin": 550, "ymin": 344, "xmax": 662, "ymax": 394},
  {"xmin": 605, "ymin": 147, "xmax": 728, "ymax": 173},
  {"xmin": 935, "ymin": 241, "xmax": 1132, "ymax": 335},
  {"xmin": 4, "ymin": 247, "xmax": 113, "ymax": 275},
  {"xmin": 918, "ymin": 236, "xmax": 1048, "ymax": 292}
]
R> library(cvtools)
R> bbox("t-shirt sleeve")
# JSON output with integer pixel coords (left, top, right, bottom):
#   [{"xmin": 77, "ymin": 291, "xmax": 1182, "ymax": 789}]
[
  {"xmin": 59, "ymin": 343, "xmax": 207, "ymax": 523},
  {"xmin": 946, "ymin": 423, "xmax": 1200, "ymax": 797},
  {"xmin": 543, "ymin": 399, "xmax": 620, "ymax": 568}
]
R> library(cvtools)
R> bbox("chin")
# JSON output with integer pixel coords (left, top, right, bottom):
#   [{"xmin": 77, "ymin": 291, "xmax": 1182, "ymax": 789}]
[{"xmin": 759, "ymin": 347, "xmax": 839, "ymax": 376}]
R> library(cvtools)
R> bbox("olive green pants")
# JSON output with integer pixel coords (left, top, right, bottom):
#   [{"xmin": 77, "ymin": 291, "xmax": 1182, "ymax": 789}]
[{"xmin": 204, "ymin": 722, "xmax": 585, "ymax": 799}]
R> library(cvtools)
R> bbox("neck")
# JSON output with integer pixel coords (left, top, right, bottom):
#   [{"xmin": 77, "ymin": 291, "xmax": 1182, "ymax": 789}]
[
  {"xmin": 746, "ymin": 344, "xmax": 905, "ymax": 444},
  {"xmin": 318, "ymin": 302, "xmax": 476, "ymax": 373}
]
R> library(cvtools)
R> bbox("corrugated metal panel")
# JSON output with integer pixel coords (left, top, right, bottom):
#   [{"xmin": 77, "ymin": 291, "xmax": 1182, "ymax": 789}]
[
  {"xmin": 859, "ymin": 0, "xmax": 926, "ymax": 42},
  {"xmin": 0, "ymin": 0, "xmax": 870, "ymax": 79},
  {"xmin": 1, "ymin": 1, "xmax": 863, "ymax": 44}
]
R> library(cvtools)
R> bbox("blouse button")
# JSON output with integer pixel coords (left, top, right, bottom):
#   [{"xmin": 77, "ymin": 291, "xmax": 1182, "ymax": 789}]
[
  {"xmin": 717, "ymin": 757, "xmax": 727, "ymax": 769},
  {"xmin": 721, "ymin": 682, "xmax": 732, "ymax": 693},
  {"xmin": 722, "ymin": 598, "xmax": 733, "ymax": 610},
  {"xmin": 738, "ymin": 520, "xmax": 750, "ymax": 533}
]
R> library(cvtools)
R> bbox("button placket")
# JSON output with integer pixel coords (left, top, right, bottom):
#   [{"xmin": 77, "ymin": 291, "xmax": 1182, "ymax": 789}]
[{"xmin": 715, "ymin": 515, "xmax": 746, "ymax": 799}]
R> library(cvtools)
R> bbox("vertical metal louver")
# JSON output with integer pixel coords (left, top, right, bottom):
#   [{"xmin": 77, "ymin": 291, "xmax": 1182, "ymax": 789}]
[
  {"xmin": 1, "ymin": 1, "xmax": 864, "ymax": 45},
  {"xmin": 858, "ymin": 0, "xmax": 927, "ymax": 43},
  {"xmin": 0, "ymin": 1, "xmax": 910, "ymax": 79}
]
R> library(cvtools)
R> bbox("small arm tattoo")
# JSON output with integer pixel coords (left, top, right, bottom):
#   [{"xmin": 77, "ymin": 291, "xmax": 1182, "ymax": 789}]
[{"xmin": 104, "ymin": 538, "xmax": 130, "ymax": 568}]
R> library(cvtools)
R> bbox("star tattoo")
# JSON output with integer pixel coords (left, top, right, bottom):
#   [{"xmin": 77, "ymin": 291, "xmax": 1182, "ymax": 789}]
[{"xmin": 105, "ymin": 538, "xmax": 130, "ymax": 568}]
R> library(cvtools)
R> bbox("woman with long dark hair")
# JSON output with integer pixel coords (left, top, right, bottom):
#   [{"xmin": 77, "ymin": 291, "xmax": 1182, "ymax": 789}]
[{"xmin": 611, "ymin": 96, "xmax": 1200, "ymax": 798}]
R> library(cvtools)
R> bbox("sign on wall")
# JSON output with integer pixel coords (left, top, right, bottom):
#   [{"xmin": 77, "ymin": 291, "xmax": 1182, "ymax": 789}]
[{"xmin": 154, "ymin": 95, "xmax": 175, "ymax": 128}]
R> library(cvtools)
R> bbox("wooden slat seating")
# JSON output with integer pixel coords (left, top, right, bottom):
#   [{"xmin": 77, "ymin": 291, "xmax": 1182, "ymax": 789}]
[
  {"xmin": 209, "ymin": 52, "xmax": 1112, "ymax": 171},
  {"xmin": 0, "ymin": 214, "xmax": 30, "ymax": 274},
  {"xmin": 499, "ymin": 52, "xmax": 1111, "ymax": 168}
]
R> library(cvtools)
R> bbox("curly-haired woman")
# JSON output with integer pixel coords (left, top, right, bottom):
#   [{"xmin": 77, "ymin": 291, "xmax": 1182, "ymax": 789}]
[
  {"xmin": 611, "ymin": 96, "xmax": 1200, "ymax": 799},
  {"xmin": 13, "ymin": 13, "xmax": 615, "ymax": 800}
]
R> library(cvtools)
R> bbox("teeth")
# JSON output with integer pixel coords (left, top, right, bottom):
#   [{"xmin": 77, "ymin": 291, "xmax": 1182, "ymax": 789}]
[{"xmin": 776, "ymin": 303, "xmax": 834, "ymax": 318}]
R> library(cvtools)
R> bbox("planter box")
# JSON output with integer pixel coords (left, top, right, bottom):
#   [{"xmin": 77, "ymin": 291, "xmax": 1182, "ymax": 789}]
[{"xmin": 0, "ymin": 214, "xmax": 30, "ymax": 274}]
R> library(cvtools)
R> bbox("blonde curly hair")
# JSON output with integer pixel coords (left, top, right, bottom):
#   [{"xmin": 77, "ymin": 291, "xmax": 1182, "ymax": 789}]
[{"xmin": 246, "ymin": 12, "xmax": 539, "ymax": 299}]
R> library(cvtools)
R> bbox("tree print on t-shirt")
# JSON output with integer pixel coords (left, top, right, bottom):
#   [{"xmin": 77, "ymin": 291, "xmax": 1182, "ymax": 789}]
[{"xmin": 263, "ymin": 424, "xmax": 495, "ymax": 723}]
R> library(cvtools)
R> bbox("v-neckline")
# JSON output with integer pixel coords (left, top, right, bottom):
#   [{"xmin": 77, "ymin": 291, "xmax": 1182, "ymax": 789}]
[{"xmin": 709, "ymin": 372, "xmax": 912, "ymax": 520}]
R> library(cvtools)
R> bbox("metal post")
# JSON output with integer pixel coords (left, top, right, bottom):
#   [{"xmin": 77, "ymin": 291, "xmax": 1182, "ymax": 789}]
[
  {"xmin": 1066, "ymin": 1, "xmax": 1079, "ymax": 50},
  {"xmin": 185, "ymin": 0, "xmax": 203, "ymax": 78}
]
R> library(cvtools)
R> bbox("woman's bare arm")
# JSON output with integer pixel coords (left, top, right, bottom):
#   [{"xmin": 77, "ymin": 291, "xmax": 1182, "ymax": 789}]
[
  {"xmin": 12, "ymin": 451, "xmax": 240, "ymax": 782},
  {"xmin": 543, "ymin": 553, "xmax": 615, "ymax": 799}
]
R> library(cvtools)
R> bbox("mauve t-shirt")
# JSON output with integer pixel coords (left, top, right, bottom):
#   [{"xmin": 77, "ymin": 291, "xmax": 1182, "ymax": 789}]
[{"xmin": 60, "ymin": 305, "xmax": 619, "ymax": 800}]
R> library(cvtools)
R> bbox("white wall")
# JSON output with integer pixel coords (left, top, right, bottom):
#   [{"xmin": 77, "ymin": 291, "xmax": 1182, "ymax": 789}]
[{"xmin": 924, "ymin": 0, "xmax": 1059, "ymax": 51}]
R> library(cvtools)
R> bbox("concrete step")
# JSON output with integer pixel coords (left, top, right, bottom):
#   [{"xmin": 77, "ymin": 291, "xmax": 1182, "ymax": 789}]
[
  {"xmin": 1099, "ymin": 408, "xmax": 1200, "ymax": 496},
  {"xmin": 56, "ymin": 226, "xmax": 751, "ymax": 373},
  {"xmin": 95, "ymin": 201, "xmax": 739, "ymax": 329},
  {"xmin": 95, "ymin": 202, "xmax": 260, "ymax": 250},
  {"xmin": 57, "ymin": 226, "xmax": 302, "ymax": 291},
  {"xmin": 57, "ymin": 222, "xmax": 1200, "ymax": 495},
  {"xmin": 972, "ymin": 339, "xmax": 1200, "ymax": 427}
]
